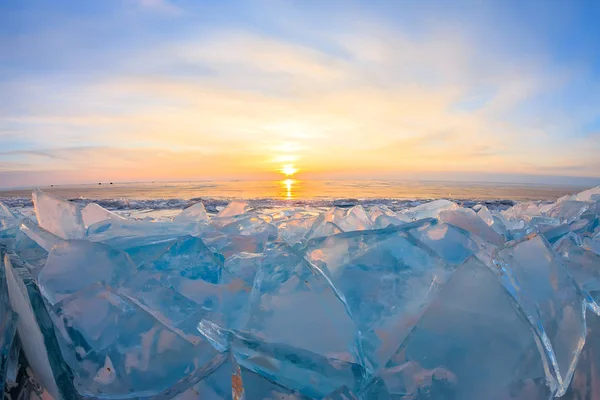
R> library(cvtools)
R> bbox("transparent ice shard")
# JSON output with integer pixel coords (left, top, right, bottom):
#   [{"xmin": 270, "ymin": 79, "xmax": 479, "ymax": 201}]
[
  {"xmin": 404, "ymin": 219, "xmax": 479, "ymax": 266},
  {"xmin": 368, "ymin": 205, "xmax": 395, "ymax": 222},
  {"xmin": 172, "ymin": 353, "xmax": 233, "ymax": 400},
  {"xmin": 174, "ymin": 201, "xmax": 209, "ymax": 223},
  {"xmin": 49, "ymin": 283, "xmax": 221, "ymax": 398},
  {"xmin": 20, "ymin": 218, "xmax": 62, "ymax": 252},
  {"xmin": 554, "ymin": 234, "xmax": 600, "ymax": 315},
  {"xmin": 335, "ymin": 205, "xmax": 374, "ymax": 232},
  {"xmin": 562, "ymin": 310, "xmax": 600, "ymax": 400},
  {"xmin": 238, "ymin": 364, "xmax": 307, "ymax": 400},
  {"xmin": 32, "ymin": 189, "xmax": 85, "ymax": 239},
  {"xmin": 1, "ymin": 251, "xmax": 19, "ymax": 394},
  {"xmin": 573, "ymin": 185, "xmax": 600, "ymax": 202},
  {"xmin": 4, "ymin": 253, "xmax": 76, "ymax": 399},
  {"xmin": 224, "ymin": 252, "xmax": 262, "ymax": 286},
  {"xmin": 380, "ymin": 258, "xmax": 553, "ymax": 399},
  {"xmin": 243, "ymin": 247, "xmax": 363, "ymax": 366},
  {"xmin": 476, "ymin": 205, "xmax": 494, "ymax": 226},
  {"xmin": 217, "ymin": 201, "xmax": 249, "ymax": 218},
  {"xmin": 81, "ymin": 202, "xmax": 125, "ymax": 228},
  {"xmin": 220, "ymin": 215, "xmax": 277, "ymax": 238},
  {"xmin": 276, "ymin": 216, "xmax": 317, "ymax": 245},
  {"xmin": 502, "ymin": 201, "xmax": 542, "ymax": 221},
  {"xmin": 546, "ymin": 201, "xmax": 589, "ymax": 224},
  {"xmin": 224, "ymin": 329, "xmax": 366, "ymax": 398},
  {"xmin": 583, "ymin": 236, "xmax": 600, "ymax": 255},
  {"xmin": 373, "ymin": 213, "xmax": 410, "ymax": 229},
  {"xmin": 38, "ymin": 240, "xmax": 136, "ymax": 305},
  {"xmin": 439, "ymin": 208, "xmax": 504, "ymax": 246},
  {"xmin": 493, "ymin": 234, "xmax": 587, "ymax": 396},
  {"xmin": 304, "ymin": 223, "xmax": 456, "ymax": 371},
  {"xmin": 401, "ymin": 199, "xmax": 458, "ymax": 221}
]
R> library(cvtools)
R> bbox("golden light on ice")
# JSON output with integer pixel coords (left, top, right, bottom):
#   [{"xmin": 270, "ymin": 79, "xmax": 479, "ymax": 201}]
[{"xmin": 281, "ymin": 164, "xmax": 298, "ymax": 176}]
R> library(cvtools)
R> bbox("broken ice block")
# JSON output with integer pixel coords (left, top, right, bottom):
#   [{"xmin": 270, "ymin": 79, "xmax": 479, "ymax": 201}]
[
  {"xmin": 224, "ymin": 252, "xmax": 262, "ymax": 285},
  {"xmin": 217, "ymin": 201, "xmax": 249, "ymax": 218},
  {"xmin": 172, "ymin": 353, "xmax": 233, "ymax": 400},
  {"xmin": 439, "ymin": 208, "xmax": 504, "ymax": 246},
  {"xmin": 50, "ymin": 283, "xmax": 221, "ymax": 398},
  {"xmin": 238, "ymin": 364, "xmax": 306, "ymax": 399},
  {"xmin": 573, "ymin": 185, "xmax": 600, "ymax": 202},
  {"xmin": 380, "ymin": 257, "xmax": 553, "ymax": 399},
  {"xmin": 304, "ymin": 223, "xmax": 456, "ymax": 370},
  {"xmin": 334, "ymin": 205, "xmax": 374, "ymax": 232},
  {"xmin": 493, "ymin": 234, "xmax": 587, "ymax": 396},
  {"xmin": 405, "ymin": 219, "xmax": 479, "ymax": 265},
  {"xmin": 1, "ymin": 251, "xmax": 19, "ymax": 394},
  {"xmin": 546, "ymin": 200, "xmax": 589, "ymax": 224},
  {"xmin": 242, "ymin": 245, "xmax": 363, "ymax": 373},
  {"xmin": 225, "ymin": 329, "xmax": 366, "ymax": 398},
  {"xmin": 373, "ymin": 213, "xmax": 409, "ymax": 229},
  {"xmin": 38, "ymin": 240, "xmax": 136, "ymax": 305},
  {"xmin": 32, "ymin": 189, "xmax": 85, "ymax": 239},
  {"xmin": 174, "ymin": 201, "xmax": 209, "ymax": 223},
  {"xmin": 502, "ymin": 201, "xmax": 541, "ymax": 221},
  {"xmin": 4, "ymin": 253, "xmax": 76, "ymax": 399},
  {"xmin": 562, "ymin": 310, "xmax": 600, "ymax": 400},
  {"xmin": 554, "ymin": 234, "xmax": 600, "ymax": 315},
  {"xmin": 476, "ymin": 205, "xmax": 493, "ymax": 226},
  {"xmin": 220, "ymin": 215, "xmax": 277, "ymax": 238},
  {"xmin": 20, "ymin": 218, "xmax": 62, "ymax": 252},
  {"xmin": 81, "ymin": 202, "xmax": 125, "ymax": 228},
  {"xmin": 401, "ymin": 199, "xmax": 458, "ymax": 221},
  {"xmin": 276, "ymin": 216, "xmax": 317, "ymax": 244}
]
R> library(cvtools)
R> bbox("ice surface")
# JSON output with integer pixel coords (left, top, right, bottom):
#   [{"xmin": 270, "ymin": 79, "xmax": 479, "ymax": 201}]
[
  {"xmin": 1, "ymin": 186, "xmax": 599, "ymax": 398},
  {"xmin": 32, "ymin": 189, "xmax": 85, "ymax": 239},
  {"xmin": 0, "ymin": 250, "xmax": 19, "ymax": 394}
]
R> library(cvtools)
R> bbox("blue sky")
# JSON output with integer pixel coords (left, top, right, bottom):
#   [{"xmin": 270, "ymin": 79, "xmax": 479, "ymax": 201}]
[{"xmin": 1, "ymin": 0, "xmax": 600, "ymax": 187}]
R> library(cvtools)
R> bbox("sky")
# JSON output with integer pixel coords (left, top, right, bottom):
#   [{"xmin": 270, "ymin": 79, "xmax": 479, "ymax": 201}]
[{"xmin": 1, "ymin": 0, "xmax": 600, "ymax": 188}]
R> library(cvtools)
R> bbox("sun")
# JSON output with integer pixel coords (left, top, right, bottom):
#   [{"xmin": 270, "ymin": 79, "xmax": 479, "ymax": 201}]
[{"xmin": 281, "ymin": 164, "xmax": 298, "ymax": 176}]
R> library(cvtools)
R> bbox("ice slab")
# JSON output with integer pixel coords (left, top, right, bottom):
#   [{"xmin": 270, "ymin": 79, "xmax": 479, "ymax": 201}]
[
  {"xmin": 401, "ymin": 199, "xmax": 458, "ymax": 221},
  {"xmin": 0, "ymin": 250, "xmax": 19, "ymax": 394},
  {"xmin": 4, "ymin": 252, "xmax": 76, "ymax": 399},
  {"xmin": 304, "ymin": 223, "xmax": 456, "ymax": 370},
  {"xmin": 32, "ymin": 189, "xmax": 85, "ymax": 239},
  {"xmin": 38, "ymin": 240, "xmax": 136, "ymax": 305},
  {"xmin": 493, "ymin": 234, "xmax": 587, "ymax": 396},
  {"xmin": 217, "ymin": 201, "xmax": 249, "ymax": 218},
  {"xmin": 81, "ymin": 202, "xmax": 125, "ymax": 228},
  {"xmin": 562, "ymin": 310, "xmax": 600, "ymax": 400},
  {"xmin": 380, "ymin": 257, "xmax": 553, "ymax": 399},
  {"xmin": 174, "ymin": 201, "xmax": 209, "ymax": 223},
  {"xmin": 50, "ymin": 283, "xmax": 221, "ymax": 398}
]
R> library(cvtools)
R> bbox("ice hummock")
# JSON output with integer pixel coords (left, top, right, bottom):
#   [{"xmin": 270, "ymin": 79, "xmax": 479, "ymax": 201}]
[{"xmin": 0, "ymin": 186, "xmax": 599, "ymax": 398}]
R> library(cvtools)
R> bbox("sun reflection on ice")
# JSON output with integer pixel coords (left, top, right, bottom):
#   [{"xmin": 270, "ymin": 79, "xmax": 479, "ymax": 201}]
[{"xmin": 282, "ymin": 179, "xmax": 294, "ymax": 199}]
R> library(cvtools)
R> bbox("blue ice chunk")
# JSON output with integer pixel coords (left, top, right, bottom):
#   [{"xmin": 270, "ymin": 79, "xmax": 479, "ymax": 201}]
[
  {"xmin": 242, "ymin": 245, "xmax": 363, "ymax": 374},
  {"xmin": 493, "ymin": 234, "xmax": 587, "ymax": 396},
  {"xmin": 32, "ymin": 189, "xmax": 85, "ymax": 239},
  {"xmin": 239, "ymin": 364, "xmax": 307, "ymax": 399},
  {"xmin": 224, "ymin": 252, "xmax": 262, "ymax": 286},
  {"xmin": 373, "ymin": 213, "xmax": 409, "ymax": 229},
  {"xmin": 217, "ymin": 201, "xmax": 249, "ymax": 218},
  {"xmin": 404, "ymin": 219, "xmax": 479, "ymax": 265},
  {"xmin": 50, "ymin": 283, "xmax": 221, "ymax": 398},
  {"xmin": 335, "ymin": 205, "xmax": 374, "ymax": 232},
  {"xmin": 205, "ymin": 233, "xmax": 270, "ymax": 259},
  {"xmin": 554, "ymin": 234, "xmax": 600, "ymax": 315},
  {"xmin": 38, "ymin": 240, "xmax": 136, "ymax": 305},
  {"xmin": 174, "ymin": 201, "xmax": 209, "ymax": 223},
  {"xmin": 20, "ymin": 218, "xmax": 62, "ymax": 252},
  {"xmin": 276, "ymin": 216, "xmax": 317, "ymax": 245},
  {"xmin": 380, "ymin": 257, "xmax": 554, "ymax": 399},
  {"xmin": 304, "ymin": 223, "xmax": 456, "ymax": 371},
  {"xmin": 562, "ymin": 310, "xmax": 600, "ymax": 400},
  {"xmin": 225, "ymin": 329, "xmax": 366, "ymax": 398},
  {"xmin": 0, "ymin": 250, "xmax": 19, "ymax": 394},
  {"xmin": 220, "ymin": 215, "xmax": 277, "ymax": 239},
  {"xmin": 547, "ymin": 201, "xmax": 589, "ymax": 224},
  {"xmin": 172, "ymin": 353, "xmax": 234, "ymax": 400},
  {"xmin": 3, "ymin": 252, "xmax": 76, "ymax": 399},
  {"xmin": 439, "ymin": 208, "xmax": 504, "ymax": 246},
  {"xmin": 401, "ymin": 199, "xmax": 458, "ymax": 221}
]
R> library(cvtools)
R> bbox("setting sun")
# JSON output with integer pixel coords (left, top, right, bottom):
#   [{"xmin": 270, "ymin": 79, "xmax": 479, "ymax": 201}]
[{"xmin": 281, "ymin": 164, "xmax": 298, "ymax": 176}]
